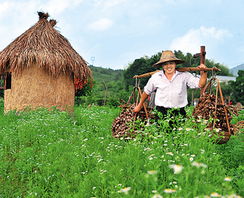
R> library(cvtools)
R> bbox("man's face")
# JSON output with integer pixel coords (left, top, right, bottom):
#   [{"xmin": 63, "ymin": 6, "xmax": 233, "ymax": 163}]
[{"xmin": 162, "ymin": 61, "xmax": 176, "ymax": 74}]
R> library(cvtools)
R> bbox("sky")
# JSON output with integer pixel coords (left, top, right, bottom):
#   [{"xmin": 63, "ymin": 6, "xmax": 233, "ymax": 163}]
[{"xmin": 0, "ymin": 0, "xmax": 244, "ymax": 70}]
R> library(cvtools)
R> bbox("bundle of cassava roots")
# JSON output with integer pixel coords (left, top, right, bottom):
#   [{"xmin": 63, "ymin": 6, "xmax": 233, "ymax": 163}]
[
  {"xmin": 112, "ymin": 104, "xmax": 149, "ymax": 139},
  {"xmin": 193, "ymin": 93, "xmax": 238, "ymax": 143}
]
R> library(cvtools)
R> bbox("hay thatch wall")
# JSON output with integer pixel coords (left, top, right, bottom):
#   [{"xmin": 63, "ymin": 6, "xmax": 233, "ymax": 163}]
[
  {"xmin": 4, "ymin": 66, "xmax": 74, "ymax": 112},
  {"xmin": 0, "ymin": 12, "xmax": 92, "ymax": 112}
]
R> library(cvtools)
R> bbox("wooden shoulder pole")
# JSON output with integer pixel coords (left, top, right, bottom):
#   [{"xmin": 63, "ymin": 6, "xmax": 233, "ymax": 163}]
[{"xmin": 133, "ymin": 67, "xmax": 220, "ymax": 79}]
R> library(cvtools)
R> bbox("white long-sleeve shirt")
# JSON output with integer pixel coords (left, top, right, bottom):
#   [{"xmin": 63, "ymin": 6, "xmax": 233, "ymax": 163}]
[{"xmin": 144, "ymin": 70, "xmax": 200, "ymax": 108}]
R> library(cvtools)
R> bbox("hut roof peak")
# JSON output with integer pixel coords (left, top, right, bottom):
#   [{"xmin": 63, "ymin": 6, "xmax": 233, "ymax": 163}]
[
  {"xmin": 0, "ymin": 12, "xmax": 91, "ymax": 81},
  {"xmin": 49, "ymin": 19, "xmax": 57, "ymax": 27},
  {"xmin": 38, "ymin": 12, "xmax": 49, "ymax": 20}
]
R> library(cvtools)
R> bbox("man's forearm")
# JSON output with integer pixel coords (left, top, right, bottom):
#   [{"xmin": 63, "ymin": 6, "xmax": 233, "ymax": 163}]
[
  {"xmin": 138, "ymin": 92, "xmax": 149, "ymax": 107},
  {"xmin": 199, "ymin": 71, "xmax": 207, "ymax": 88},
  {"xmin": 133, "ymin": 92, "xmax": 149, "ymax": 112}
]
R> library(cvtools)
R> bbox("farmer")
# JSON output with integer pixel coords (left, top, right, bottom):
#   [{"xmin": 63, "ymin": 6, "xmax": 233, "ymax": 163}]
[{"xmin": 133, "ymin": 50, "xmax": 207, "ymax": 121}]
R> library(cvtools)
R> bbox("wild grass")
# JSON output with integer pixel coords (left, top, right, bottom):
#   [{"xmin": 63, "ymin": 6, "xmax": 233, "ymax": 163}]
[{"xmin": 0, "ymin": 100, "xmax": 243, "ymax": 197}]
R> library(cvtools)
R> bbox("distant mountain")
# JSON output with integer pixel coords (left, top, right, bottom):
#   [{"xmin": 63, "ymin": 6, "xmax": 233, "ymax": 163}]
[{"xmin": 230, "ymin": 64, "xmax": 244, "ymax": 76}]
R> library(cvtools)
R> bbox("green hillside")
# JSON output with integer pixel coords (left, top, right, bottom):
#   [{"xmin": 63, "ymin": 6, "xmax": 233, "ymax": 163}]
[
  {"xmin": 76, "ymin": 66, "xmax": 130, "ymax": 106},
  {"xmin": 89, "ymin": 65, "xmax": 124, "ymax": 82}
]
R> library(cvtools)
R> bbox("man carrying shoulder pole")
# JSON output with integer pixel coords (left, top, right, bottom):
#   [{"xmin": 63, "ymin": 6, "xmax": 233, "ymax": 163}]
[{"xmin": 133, "ymin": 50, "xmax": 207, "ymax": 120}]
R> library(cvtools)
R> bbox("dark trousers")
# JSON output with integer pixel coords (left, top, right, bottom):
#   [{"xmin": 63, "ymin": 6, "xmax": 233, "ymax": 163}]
[
  {"xmin": 155, "ymin": 106, "xmax": 186, "ymax": 132},
  {"xmin": 156, "ymin": 106, "xmax": 186, "ymax": 118}
]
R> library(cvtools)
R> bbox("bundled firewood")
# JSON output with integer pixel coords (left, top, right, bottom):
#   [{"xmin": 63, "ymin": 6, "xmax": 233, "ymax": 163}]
[
  {"xmin": 112, "ymin": 104, "xmax": 150, "ymax": 139},
  {"xmin": 112, "ymin": 84, "xmax": 153, "ymax": 139},
  {"xmin": 193, "ymin": 94, "xmax": 234, "ymax": 130},
  {"xmin": 193, "ymin": 79, "xmax": 238, "ymax": 144}
]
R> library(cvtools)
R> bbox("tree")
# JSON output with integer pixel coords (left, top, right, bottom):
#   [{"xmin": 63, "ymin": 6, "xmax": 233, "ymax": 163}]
[
  {"xmin": 229, "ymin": 70, "xmax": 244, "ymax": 104},
  {"xmin": 124, "ymin": 55, "xmax": 160, "ymax": 90}
]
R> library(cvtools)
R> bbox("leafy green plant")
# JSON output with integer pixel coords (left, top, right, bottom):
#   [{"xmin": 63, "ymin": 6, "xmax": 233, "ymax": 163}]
[{"xmin": 0, "ymin": 104, "xmax": 242, "ymax": 197}]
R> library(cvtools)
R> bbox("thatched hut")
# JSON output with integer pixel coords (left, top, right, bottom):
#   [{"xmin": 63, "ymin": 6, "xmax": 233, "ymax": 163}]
[{"xmin": 0, "ymin": 12, "xmax": 91, "ymax": 112}]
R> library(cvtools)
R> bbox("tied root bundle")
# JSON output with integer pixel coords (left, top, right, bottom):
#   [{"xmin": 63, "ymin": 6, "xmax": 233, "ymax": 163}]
[
  {"xmin": 193, "ymin": 78, "xmax": 238, "ymax": 144},
  {"xmin": 112, "ymin": 104, "xmax": 150, "ymax": 139}
]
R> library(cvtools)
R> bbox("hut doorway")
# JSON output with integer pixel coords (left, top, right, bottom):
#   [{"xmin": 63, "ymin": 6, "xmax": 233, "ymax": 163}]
[{"xmin": 5, "ymin": 73, "xmax": 12, "ymax": 89}]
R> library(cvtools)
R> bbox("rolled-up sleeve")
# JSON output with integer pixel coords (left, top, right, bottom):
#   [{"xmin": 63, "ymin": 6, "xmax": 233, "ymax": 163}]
[
  {"xmin": 186, "ymin": 73, "xmax": 200, "ymax": 88},
  {"xmin": 144, "ymin": 77, "xmax": 156, "ymax": 95}
]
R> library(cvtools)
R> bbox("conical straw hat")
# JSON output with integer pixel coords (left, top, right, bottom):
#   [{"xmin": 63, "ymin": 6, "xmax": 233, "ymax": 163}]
[{"xmin": 153, "ymin": 50, "xmax": 184, "ymax": 67}]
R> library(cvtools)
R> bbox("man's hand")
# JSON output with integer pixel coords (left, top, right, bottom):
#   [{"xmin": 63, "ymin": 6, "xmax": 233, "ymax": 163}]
[
  {"xmin": 133, "ymin": 92, "xmax": 149, "ymax": 113},
  {"xmin": 198, "ymin": 64, "xmax": 207, "ymax": 69},
  {"xmin": 133, "ymin": 104, "xmax": 143, "ymax": 113},
  {"xmin": 198, "ymin": 64, "xmax": 208, "ymax": 88}
]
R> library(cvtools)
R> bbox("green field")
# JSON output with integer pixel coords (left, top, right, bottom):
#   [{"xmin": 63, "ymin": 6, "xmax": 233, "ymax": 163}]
[{"xmin": 0, "ymin": 99, "xmax": 243, "ymax": 198}]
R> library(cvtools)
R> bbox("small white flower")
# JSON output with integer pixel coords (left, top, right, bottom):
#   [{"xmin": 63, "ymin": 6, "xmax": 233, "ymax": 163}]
[
  {"xmin": 189, "ymin": 157, "xmax": 194, "ymax": 161},
  {"xmin": 148, "ymin": 154, "xmax": 155, "ymax": 160},
  {"xmin": 152, "ymin": 194, "xmax": 163, "ymax": 198},
  {"xmin": 186, "ymin": 128, "xmax": 192, "ymax": 131},
  {"xmin": 144, "ymin": 147, "xmax": 152, "ymax": 151},
  {"xmin": 118, "ymin": 187, "xmax": 131, "ymax": 194},
  {"xmin": 210, "ymin": 192, "xmax": 222, "ymax": 197},
  {"xmin": 224, "ymin": 177, "xmax": 232, "ymax": 181},
  {"xmin": 166, "ymin": 152, "xmax": 174, "ymax": 156},
  {"xmin": 192, "ymin": 161, "xmax": 208, "ymax": 168},
  {"xmin": 100, "ymin": 169, "xmax": 107, "ymax": 174},
  {"xmin": 169, "ymin": 164, "xmax": 183, "ymax": 174},
  {"xmin": 203, "ymin": 120, "xmax": 208, "ymax": 124},
  {"xmin": 147, "ymin": 170, "xmax": 158, "ymax": 175},
  {"xmin": 163, "ymin": 189, "xmax": 176, "ymax": 193},
  {"xmin": 214, "ymin": 128, "xmax": 221, "ymax": 132},
  {"xmin": 178, "ymin": 127, "xmax": 183, "ymax": 131}
]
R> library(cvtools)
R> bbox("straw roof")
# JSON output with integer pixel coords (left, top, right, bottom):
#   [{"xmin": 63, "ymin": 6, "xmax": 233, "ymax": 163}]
[{"xmin": 0, "ymin": 12, "xmax": 91, "ymax": 80}]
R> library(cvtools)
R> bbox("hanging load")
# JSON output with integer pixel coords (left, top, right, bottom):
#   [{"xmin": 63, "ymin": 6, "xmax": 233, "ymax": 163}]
[
  {"xmin": 112, "ymin": 80, "xmax": 152, "ymax": 139},
  {"xmin": 193, "ymin": 77, "xmax": 238, "ymax": 144}
]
